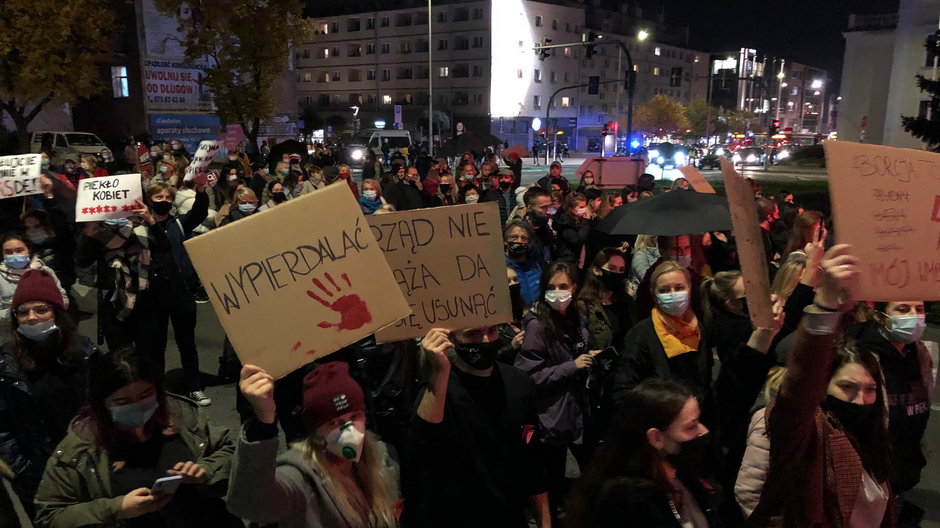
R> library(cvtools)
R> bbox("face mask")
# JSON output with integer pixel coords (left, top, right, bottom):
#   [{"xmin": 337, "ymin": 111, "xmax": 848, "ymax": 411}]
[
  {"xmin": 81, "ymin": 163, "xmax": 92, "ymax": 171},
  {"xmin": 272, "ymin": 191, "xmax": 287, "ymax": 203},
  {"xmin": 340, "ymin": 172, "xmax": 350, "ymax": 179},
  {"xmin": 822, "ymin": 395, "xmax": 875, "ymax": 437},
  {"xmin": 65, "ymin": 164, "xmax": 76, "ymax": 174},
  {"xmin": 158, "ymin": 166, "xmax": 169, "ymax": 174},
  {"xmin": 675, "ymin": 254, "xmax": 692, "ymax": 268},
  {"xmin": 109, "ymin": 394, "xmax": 160, "ymax": 429},
  {"xmin": 262, "ymin": 168, "xmax": 270, "ymax": 175},
  {"xmin": 506, "ymin": 241, "xmax": 528, "ymax": 258},
  {"xmin": 453, "ymin": 340, "xmax": 502, "ymax": 370},
  {"xmin": 4, "ymin": 255, "xmax": 30, "ymax": 269},
  {"xmin": 278, "ymin": 168, "xmax": 290, "ymax": 175},
  {"xmin": 574, "ymin": 207, "xmax": 588, "ymax": 217},
  {"xmin": 464, "ymin": 194, "xmax": 479, "ymax": 204},
  {"xmin": 440, "ymin": 184, "xmax": 452, "ymax": 193},
  {"xmin": 150, "ymin": 150, "xmax": 161, "ymax": 159},
  {"xmin": 41, "ymin": 159, "xmax": 50, "ymax": 169},
  {"xmin": 26, "ymin": 230, "xmax": 49, "ymax": 245},
  {"xmin": 238, "ymin": 203, "xmax": 257, "ymax": 214},
  {"xmin": 665, "ymin": 433, "xmax": 712, "ymax": 473},
  {"xmin": 544, "ymin": 289, "xmax": 573, "ymax": 311},
  {"xmin": 151, "ymin": 201, "xmax": 172, "ymax": 216},
  {"xmin": 362, "ymin": 190, "xmax": 378, "ymax": 200},
  {"xmin": 105, "ymin": 218, "xmax": 129, "ymax": 227},
  {"xmin": 228, "ymin": 156, "xmax": 237, "ymax": 161},
  {"xmin": 325, "ymin": 420, "xmax": 366, "ymax": 462},
  {"xmin": 888, "ymin": 314, "xmax": 926, "ymax": 344},
  {"xmin": 102, "ymin": 154, "xmax": 111, "ymax": 161},
  {"xmin": 656, "ymin": 290, "xmax": 690, "ymax": 317},
  {"xmin": 599, "ymin": 269, "xmax": 625, "ymax": 292},
  {"xmin": 548, "ymin": 207, "xmax": 557, "ymax": 216},
  {"xmin": 17, "ymin": 318, "xmax": 58, "ymax": 341},
  {"xmin": 584, "ymin": 178, "xmax": 594, "ymax": 185},
  {"xmin": 499, "ymin": 180, "xmax": 512, "ymax": 190}
]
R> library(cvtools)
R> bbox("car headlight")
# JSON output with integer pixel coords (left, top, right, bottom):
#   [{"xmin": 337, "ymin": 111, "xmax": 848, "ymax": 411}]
[
  {"xmin": 674, "ymin": 152, "xmax": 686, "ymax": 165},
  {"xmin": 715, "ymin": 148, "xmax": 724, "ymax": 155},
  {"xmin": 648, "ymin": 149, "xmax": 660, "ymax": 159},
  {"xmin": 732, "ymin": 154, "xmax": 742, "ymax": 163},
  {"xmin": 656, "ymin": 156, "xmax": 665, "ymax": 165},
  {"xmin": 778, "ymin": 150, "xmax": 790, "ymax": 159},
  {"xmin": 350, "ymin": 149, "xmax": 364, "ymax": 161},
  {"xmin": 746, "ymin": 154, "xmax": 757, "ymax": 162}
]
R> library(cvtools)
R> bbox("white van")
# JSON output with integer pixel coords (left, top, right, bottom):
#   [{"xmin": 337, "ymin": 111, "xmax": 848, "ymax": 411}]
[
  {"xmin": 346, "ymin": 129, "xmax": 412, "ymax": 166},
  {"xmin": 30, "ymin": 131, "xmax": 109, "ymax": 166}
]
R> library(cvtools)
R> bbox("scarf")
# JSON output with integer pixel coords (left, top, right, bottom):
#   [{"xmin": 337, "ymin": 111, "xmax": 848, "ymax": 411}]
[
  {"xmin": 359, "ymin": 195, "xmax": 383, "ymax": 214},
  {"xmin": 97, "ymin": 223, "xmax": 153, "ymax": 321},
  {"xmin": 651, "ymin": 307, "xmax": 700, "ymax": 358}
]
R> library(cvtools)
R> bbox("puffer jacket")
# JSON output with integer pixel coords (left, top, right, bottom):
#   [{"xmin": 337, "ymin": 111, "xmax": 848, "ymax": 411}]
[
  {"xmin": 33, "ymin": 395, "xmax": 235, "ymax": 528},
  {"xmin": 506, "ymin": 256, "xmax": 541, "ymax": 308},
  {"xmin": 735, "ymin": 407, "xmax": 771, "ymax": 519}
]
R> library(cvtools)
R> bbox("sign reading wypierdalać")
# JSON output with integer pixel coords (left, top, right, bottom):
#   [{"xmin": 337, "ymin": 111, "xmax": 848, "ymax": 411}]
[
  {"xmin": 368, "ymin": 202, "xmax": 512, "ymax": 343},
  {"xmin": 184, "ymin": 184, "xmax": 411, "ymax": 378},
  {"xmin": 825, "ymin": 141, "xmax": 940, "ymax": 301}
]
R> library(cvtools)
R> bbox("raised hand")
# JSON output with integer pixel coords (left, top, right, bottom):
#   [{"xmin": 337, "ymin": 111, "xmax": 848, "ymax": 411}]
[
  {"xmin": 167, "ymin": 461, "xmax": 207, "ymax": 484},
  {"xmin": 815, "ymin": 244, "xmax": 859, "ymax": 311},
  {"xmin": 239, "ymin": 365, "xmax": 276, "ymax": 424},
  {"xmin": 420, "ymin": 328, "xmax": 453, "ymax": 377},
  {"xmin": 307, "ymin": 272, "xmax": 373, "ymax": 331},
  {"xmin": 119, "ymin": 488, "xmax": 173, "ymax": 519}
]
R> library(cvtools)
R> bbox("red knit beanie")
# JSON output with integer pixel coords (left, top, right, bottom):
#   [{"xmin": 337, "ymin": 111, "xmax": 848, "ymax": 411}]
[
  {"xmin": 13, "ymin": 269, "xmax": 64, "ymax": 311},
  {"xmin": 302, "ymin": 362, "xmax": 365, "ymax": 432}
]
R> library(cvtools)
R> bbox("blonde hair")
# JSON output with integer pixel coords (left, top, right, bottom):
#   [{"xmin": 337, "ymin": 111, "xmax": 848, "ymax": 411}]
[
  {"xmin": 361, "ymin": 178, "xmax": 382, "ymax": 198},
  {"xmin": 232, "ymin": 187, "xmax": 258, "ymax": 204},
  {"xmin": 649, "ymin": 260, "xmax": 690, "ymax": 294},
  {"xmin": 771, "ymin": 253, "xmax": 807, "ymax": 301},
  {"xmin": 292, "ymin": 431, "xmax": 398, "ymax": 527},
  {"xmin": 633, "ymin": 234, "xmax": 657, "ymax": 255},
  {"xmin": 763, "ymin": 366, "xmax": 787, "ymax": 402}
]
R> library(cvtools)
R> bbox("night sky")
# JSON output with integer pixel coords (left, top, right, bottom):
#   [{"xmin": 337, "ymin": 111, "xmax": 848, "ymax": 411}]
[{"xmin": 648, "ymin": 0, "xmax": 900, "ymax": 89}]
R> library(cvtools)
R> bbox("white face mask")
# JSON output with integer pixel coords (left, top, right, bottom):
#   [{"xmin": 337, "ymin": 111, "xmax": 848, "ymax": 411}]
[
  {"xmin": 544, "ymin": 289, "xmax": 573, "ymax": 311},
  {"xmin": 675, "ymin": 255, "xmax": 692, "ymax": 268},
  {"xmin": 325, "ymin": 419, "xmax": 366, "ymax": 462},
  {"xmin": 464, "ymin": 194, "xmax": 479, "ymax": 204}
]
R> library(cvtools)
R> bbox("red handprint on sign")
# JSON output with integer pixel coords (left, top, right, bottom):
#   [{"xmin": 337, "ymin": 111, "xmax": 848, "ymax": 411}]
[{"xmin": 306, "ymin": 272, "xmax": 373, "ymax": 331}]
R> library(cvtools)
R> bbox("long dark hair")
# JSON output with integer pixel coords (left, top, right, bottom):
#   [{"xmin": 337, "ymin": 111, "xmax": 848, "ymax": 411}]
[
  {"xmin": 578, "ymin": 247, "xmax": 628, "ymax": 306},
  {"xmin": 82, "ymin": 347, "xmax": 170, "ymax": 453},
  {"xmin": 566, "ymin": 380, "xmax": 693, "ymax": 526},
  {"xmin": 827, "ymin": 342, "xmax": 892, "ymax": 483},
  {"xmin": 532, "ymin": 261, "xmax": 582, "ymax": 342},
  {"xmin": 10, "ymin": 305, "xmax": 81, "ymax": 370}
]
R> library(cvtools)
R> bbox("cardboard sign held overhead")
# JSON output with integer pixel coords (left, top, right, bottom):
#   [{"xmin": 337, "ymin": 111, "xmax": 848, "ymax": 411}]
[
  {"xmin": 184, "ymin": 140, "xmax": 222, "ymax": 182},
  {"xmin": 0, "ymin": 154, "xmax": 43, "ymax": 199},
  {"xmin": 184, "ymin": 184, "xmax": 410, "ymax": 378},
  {"xmin": 75, "ymin": 174, "xmax": 143, "ymax": 222},
  {"xmin": 368, "ymin": 203, "xmax": 512, "ymax": 342},
  {"xmin": 678, "ymin": 165, "xmax": 716, "ymax": 194},
  {"xmin": 720, "ymin": 158, "xmax": 774, "ymax": 328},
  {"xmin": 825, "ymin": 141, "xmax": 940, "ymax": 301}
]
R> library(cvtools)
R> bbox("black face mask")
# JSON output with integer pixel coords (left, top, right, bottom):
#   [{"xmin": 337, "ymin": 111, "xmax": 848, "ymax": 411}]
[
  {"xmin": 453, "ymin": 340, "xmax": 501, "ymax": 370},
  {"xmin": 506, "ymin": 242, "xmax": 528, "ymax": 258},
  {"xmin": 440, "ymin": 184, "xmax": 452, "ymax": 193},
  {"xmin": 599, "ymin": 269, "xmax": 624, "ymax": 292},
  {"xmin": 822, "ymin": 395, "xmax": 875, "ymax": 436},
  {"xmin": 151, "ymin": 201, "xmax": 173, "ymax": 216},
  {"xmin": 499, "ymin": 180, "xmax": 512, "ymax": 190},
  {"xmin": 665, "ymin": 433, "xmax": 712, "ymax": 473},
  {"xmin": 272, "ymin": 191, "xmax": 287, "ymax": 203}
]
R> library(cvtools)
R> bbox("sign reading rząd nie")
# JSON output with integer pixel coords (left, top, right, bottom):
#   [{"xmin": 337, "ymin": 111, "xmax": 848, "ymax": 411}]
[{"xmin": 0, "ymin": 154, "xmax": 43, "ymax": 199}]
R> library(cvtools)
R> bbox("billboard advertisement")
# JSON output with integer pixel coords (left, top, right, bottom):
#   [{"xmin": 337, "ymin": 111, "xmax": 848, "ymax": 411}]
[
  {"xmin": 143, "ymin": 58, "xmax": 213, "ymax": 113},
  {"xmin": 150, "ymin": 113, "xmax": 221, "ymax": 154}
]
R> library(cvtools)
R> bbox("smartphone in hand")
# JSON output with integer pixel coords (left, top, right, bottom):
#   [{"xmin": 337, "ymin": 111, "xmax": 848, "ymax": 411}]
[{"xmin": 151, "ymin": 475, "xmax": 183, "ymax": 496}]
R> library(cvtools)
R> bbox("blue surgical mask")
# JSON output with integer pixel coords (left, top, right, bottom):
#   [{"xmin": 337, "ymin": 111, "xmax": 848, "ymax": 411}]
[
  {"xmin": 4, "ymin": 255, "xmax": 30, "ymax": 269},
  {"xmin": 238, "ymin": 203, "xmax": 257, "ymax": 214},
  {"xmin": 889, "ymin": 314, "xmax": 926, "ymax": 344},
  {"xmin": 656, "ymin": 290, "xmax": 690, "ymax": 317},
  {"xmin": 104, "ymin": 218, "xmax": 129, "ymax": 227},
  {"xmin": 17, "ymin": 318, "xmax": 58, "ymax": 341},
  {"xmin": 158, "ymin": 166, "xmax": 169, "ymax": 174},
  {"xmin": 675, "ymin": 255, "xmax": 692, "ymax": 269},
  {"xmin": 109, "ymin": 394, "xmax": 159, "ymax": 428}
]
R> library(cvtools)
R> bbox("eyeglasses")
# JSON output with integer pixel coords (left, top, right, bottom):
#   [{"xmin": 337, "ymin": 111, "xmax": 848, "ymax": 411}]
[
  {"xmin": 15, "ymin": 303, "xmax": 53, "ymax": 318},
  {"xmin": 507, "ymin": 234, "xmax": 530, "ymax": 243}
]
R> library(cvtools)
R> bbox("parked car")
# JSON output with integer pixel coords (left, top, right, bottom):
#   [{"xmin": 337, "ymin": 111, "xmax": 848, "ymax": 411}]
[
  {"xmin": 30, "ymin": 131, "xmax": 108, "ymax": 166},
  {"xmin": 345, "ymin": 129, "xmax": 412, "ymax": 167},
  {"xmin": 731, "ymin": 146, "xmax": 767, "ymax": 168}
]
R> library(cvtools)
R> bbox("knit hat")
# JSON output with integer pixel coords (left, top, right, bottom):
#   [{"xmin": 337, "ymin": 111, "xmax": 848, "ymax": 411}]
[
  {"xmin": 302, "ymin": 362, "xmax": 366, "ymax": 431},
  {"xmin": 12, "ymin": 269, "xmax": 65, "ymax": 311},
  {"xmin": 550, "ymin": 160, "xmax": 563, "ymax": 169}
]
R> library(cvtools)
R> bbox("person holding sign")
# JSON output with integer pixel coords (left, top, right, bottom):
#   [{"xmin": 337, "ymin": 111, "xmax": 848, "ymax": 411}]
[
  {"xmin": 228, "ymin": 362, "xmax": 399, "ymax": 528},
  {"xmin": 0, "ymin": 232, "xmax": 68, "ymax": 347},
  {"xmin": 404, "ymin": 326, "xmax": 549, "ymax": 528},
  {"xmin": 34, "ymin": 347, "xmax": 240, "ymax": 528}
]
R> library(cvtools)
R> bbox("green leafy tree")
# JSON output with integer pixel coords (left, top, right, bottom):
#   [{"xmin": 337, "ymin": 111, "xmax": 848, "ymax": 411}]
[
  {"xmin": 902, "ymin": 75, "xmax": 940, "ymax": 149},
  {"xmin": 0, "ymin": 0, "xmax": 115, "ymax": 150},
  {"xmin": 684, "ymin": 97, "xmax": 717, "ymax": 138},
  {"xmin": 156, "ymin": 0, "xmax": 312, "ymax": 152},
  {"xmin": 417, "ymin": 109, "xmax": 451, "ymax": 136},
  {"xmin": 634, "ymin": 94, "xmax": 690, "ymax": 137}
]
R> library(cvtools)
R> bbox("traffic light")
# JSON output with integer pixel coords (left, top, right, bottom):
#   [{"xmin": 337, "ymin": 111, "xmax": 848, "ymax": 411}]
[
  {"xmin": 601, "ymin": 121, "xmax": 618, "ymax": 136},
  {"xmin": 770, "ymin": 119, "xmax": 781, "ymax": 136},
  {"xmin": 538, "ymin": 37, "xmax": 552, "ymax": 61},
  {"xmin": 588, "ymin": 76, "xmax": 599, "ymax": 95},
  {"xmin": 583, "ymin": 32, "xmax": 599, "ymax": 59}
]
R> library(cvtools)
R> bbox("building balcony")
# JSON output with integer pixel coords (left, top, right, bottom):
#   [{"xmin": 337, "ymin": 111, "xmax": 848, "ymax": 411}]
[{"xmin": 846, "ymin": 13, "xmax": 898, "ymax": 32}]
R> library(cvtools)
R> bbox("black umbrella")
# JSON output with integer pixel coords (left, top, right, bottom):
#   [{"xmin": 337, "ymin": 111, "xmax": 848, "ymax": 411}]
[
  {"xmin": 438, "ymin": 131, "xmax": 503, "ymax": 157},
  {"xmin": 265, "ymin": 139, "xmax": 309, "ymax": 166},
  {"xmin": 596, "ymin": 190, "xmax": 732, "ymax": 236}
]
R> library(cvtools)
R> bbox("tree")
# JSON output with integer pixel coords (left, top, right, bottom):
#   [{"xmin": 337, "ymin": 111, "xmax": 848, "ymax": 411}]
[
  {"xmin": 634, "ymin": 95, "xmax": 690, "ymax": 137},
  {"xmin": 417, "ymin": 110, "xmax": 451, "ymax": 136},
  {"xmin": 156, "ymin": 0, "xmax": 312, "ymax": 153},
  {"xmin": 902, "ymin": 75, "xmax": 940, "ymax": 149},
  {"xmin": 0, "ymin": 0, "xmax": 115, "ymax": 150},
  {"xmin": 684, "ymin": 97, "xmax": 716, "ymax": 138}
]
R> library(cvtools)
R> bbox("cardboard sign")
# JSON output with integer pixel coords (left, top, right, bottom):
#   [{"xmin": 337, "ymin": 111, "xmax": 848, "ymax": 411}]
[
  {"xmin": 368, "ymin": 202, "xmax": 512, "ymax": 343},
  {"xmin": 184, "ymin": 140, "xmax": 222, "ymax": 181},
  {"xmin": 825, "ymin": 141, "xmax": 940, "ymax": 301},
  {"xmin": 0, "ymin": 154, "xmax": 43, "ymax": 199},
  {"xmin": 75, "ymin": 174, "xmax": 143, "ymax": 222},
  {"xmin": 720, "ymin": 158, "xmax": 774, "ymax": 328},
  {"xmin": 678, "ymin": 165, "xmax": 716, "ymax": 194},
  {"xmin": 184, "ymin": 184, "xmax": 410, "ymax": 378}
]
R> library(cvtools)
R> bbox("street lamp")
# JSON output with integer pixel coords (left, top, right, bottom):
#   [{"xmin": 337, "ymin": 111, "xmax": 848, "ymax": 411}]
[
  {"xmin": 637, "ymin": 29, "xmax": 650, "ymax": 42},
  {"xmin": 811, "ymin": 79, "xmax": 823, "ymax": 89}
]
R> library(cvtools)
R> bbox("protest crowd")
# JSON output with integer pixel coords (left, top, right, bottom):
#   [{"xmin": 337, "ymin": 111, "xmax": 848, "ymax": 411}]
[{"xmin": 0, "ymin": 135, "xmax": 933, "ymax": 528}]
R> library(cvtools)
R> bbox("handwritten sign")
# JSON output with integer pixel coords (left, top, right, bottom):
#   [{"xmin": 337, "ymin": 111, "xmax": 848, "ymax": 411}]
[
  {"xmin": 368, "ymin": 202, "xmax": 512, "ymax": 342},
  {"xmin": 75, "ymin": 174, "xmax": 143, "ymax": 222},
  {"xmin": 720, "ymin": 158, "xmax": 774, "ymax": 328},
  {"xmin": 825, "ymin": 141, "xmax": 940, "ymax": 301},
  {"xmin": 184, "ymin": 184, "xmax": 410, "ymax": 378},
  {"xmin": 678, "ymin": 165, "xmax": 716, "ymax": 194},
  {"xmin": 183, "ymin": 140, "xmax": 222, "ymax": 181},
  {"xmin": 0, "ymin": 154, "xmax": 43, "ymax": 199}
]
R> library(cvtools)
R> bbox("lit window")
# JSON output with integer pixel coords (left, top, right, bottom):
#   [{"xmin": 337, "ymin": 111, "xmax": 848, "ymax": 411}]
[
  {"xmin": 563, "ymin": 47, "xmax": 571, "ymax": 57},
  {"xmin": 303, "ymin": 72, "xmax": 312, "ymax": 82},
  {"xmin": 324, "ymin": 48, "xmax": 330, "ymax": 58},
  {"xmin": 653, "ymin": 67, "xmax": 660, "ymax": 76},
  {"xmin": 382, "ymin": 95, "xmax": 392, "ymax": 104},
  {"xmin": 633, "ymin": 64, "xmax": 638, "ymax": 72},
  {"xmin": 654, "ymin": 47, "xmax": 661, "ymax": 56},
  {"xmin": 533, "ymin": 95, "xmax": 541, "ymax": 107},
  {"xmin": 534, "ymin": 69, "xmax": 542, "ymax": 82},
  {"xmin": 111, "ymin": 66, "xmax": 129, "ymax": 98},
  {"xmin": 317, "ymin": 22, "xmax": 328, "ymax": 34},
  {"xmin": 561, "ymin": 96, "xmax": 571, "ymax": 107},
  {"xmin": 439, "ymin": 67, "xmax": 449, "ymax": 77},
  {"xmin": 535, "ymin": 15, "xmax": 543, "ymax": 27}
]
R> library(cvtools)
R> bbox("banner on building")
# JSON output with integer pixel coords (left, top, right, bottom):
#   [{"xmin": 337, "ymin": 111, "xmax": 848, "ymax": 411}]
[
  {"xmin": 143, "ymin": 58, "xmax": 213, "ymax": 113},
  {"xmin": 150, "ymin": 113, "xmax": 221, "ymax": 155}
]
